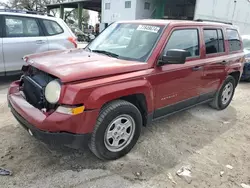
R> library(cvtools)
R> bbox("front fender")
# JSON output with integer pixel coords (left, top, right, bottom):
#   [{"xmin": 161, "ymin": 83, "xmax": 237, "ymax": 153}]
[{"xmin": 84, "ymin": 79, "xmax": 154, "ymax": 112}]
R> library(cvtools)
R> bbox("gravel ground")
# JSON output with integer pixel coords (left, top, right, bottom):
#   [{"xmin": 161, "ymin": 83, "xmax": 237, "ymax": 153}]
[{"xmin": 0, "ymin": 76, "xmax": 249, "ymax": 188}]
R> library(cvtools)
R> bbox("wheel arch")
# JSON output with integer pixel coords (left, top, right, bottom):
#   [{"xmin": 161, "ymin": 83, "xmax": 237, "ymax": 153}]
[
  {"xmin": 229, "ymin": 71, "xmax": 241, "ymax": 86},
  {"xmin": 119, "ymin": 94, "xmax": 148, "ymax": 127},
  {"xmin": 84, "ymin": 80, "xmax": 154, "ymax": 126}
]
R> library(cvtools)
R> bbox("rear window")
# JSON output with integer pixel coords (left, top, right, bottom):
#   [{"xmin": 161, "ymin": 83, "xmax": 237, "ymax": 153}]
[
  {"xmin": 226, "ymin": 29, "xmax": 241, "ymax": 52},
  {"xmin": 42, "ymin": 20, "xmax": 63, "ymax": 35}
]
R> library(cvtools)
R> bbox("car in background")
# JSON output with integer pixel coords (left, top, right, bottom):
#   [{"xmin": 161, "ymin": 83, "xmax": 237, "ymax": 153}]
[
  {"xmin": 241, "ymin": 35, "xmax": 250, "ymax": 81},
  {"xmin": 69, "ymin": 25, "xmax": 95, "ymax": 43},
  {"xmin": 0, "ymin": 9, "xmax": 78, "ymax": 76}
]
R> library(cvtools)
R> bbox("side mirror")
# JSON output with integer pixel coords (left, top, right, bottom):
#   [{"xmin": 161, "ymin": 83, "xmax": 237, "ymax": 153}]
[{"xmin": 159, "ymin": 49, "xmax": 190, "ymax": 66}]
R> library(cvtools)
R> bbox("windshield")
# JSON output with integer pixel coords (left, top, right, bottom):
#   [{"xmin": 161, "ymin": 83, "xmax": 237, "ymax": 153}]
[{"xmin": 87, "ymin": 23, "xmax": 164, "ymax": 62}]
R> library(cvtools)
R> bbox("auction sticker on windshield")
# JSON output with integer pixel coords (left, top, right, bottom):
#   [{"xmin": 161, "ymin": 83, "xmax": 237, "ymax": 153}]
[{"xmin": 137, "ymin": 25, "xmax": 160, "ymax": 33}]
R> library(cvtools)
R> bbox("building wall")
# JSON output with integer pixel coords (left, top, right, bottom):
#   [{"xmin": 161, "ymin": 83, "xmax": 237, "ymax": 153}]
[
  {"xmin": 101, "ymin": 0, "xmax": 250, "ymax": 34},
  {"xmin": 101, "ymin": 0, "xmax": 156, "ymax": 25},
  {"xmin": 135, "ymin": 0, "xmax": 155, "ymax": 19},
  {"xmin": 194, "ymin": 0, "xmax": 250, "ymax": 34},
  {"xmin": 101, "ymin": 0, "xmax": 137, "ymax": 24},
  {"xmin": 163, "ymin": 0, "xmax": 195, "ymax": 19}
]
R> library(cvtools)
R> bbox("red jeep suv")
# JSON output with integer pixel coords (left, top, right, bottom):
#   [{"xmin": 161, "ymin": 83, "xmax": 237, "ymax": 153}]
[{"xmin": 8, "ymin": 20, "xmax": 244, "ymax": 160}]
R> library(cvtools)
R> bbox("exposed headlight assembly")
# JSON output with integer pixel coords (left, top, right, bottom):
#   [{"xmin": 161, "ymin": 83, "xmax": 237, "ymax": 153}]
[{"xmin": 45, "ymin": 80, "xmax": 61, "ymax": 104}]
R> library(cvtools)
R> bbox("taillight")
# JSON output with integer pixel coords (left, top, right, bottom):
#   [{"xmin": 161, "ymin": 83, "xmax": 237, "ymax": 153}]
[
  {"xmin": 68, "ymin": 37, "xmax": 77, "ymax": 48},
  {"xmin": 23, "ymin": 56, "xmax": 29, "ymax": 62}
]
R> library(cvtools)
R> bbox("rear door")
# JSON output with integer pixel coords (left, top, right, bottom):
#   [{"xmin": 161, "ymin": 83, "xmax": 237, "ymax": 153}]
[
  {"xmin": 40, "ymin": 18, "xmax": 76, "ymax": 50},
  {"xmin": 226, "ymin": 29, "xmax": 244, "ymax": 79},
  {"xmin": 199, "ymin": 28, "xmax": 227, "ymax": 101},
  {"xmin": 0, "ymin": 15, "xmax": 5, "ymax": 75},
  {"xmin": 2, "ymin": 15, "xmax": 49, "ymax": 73}
]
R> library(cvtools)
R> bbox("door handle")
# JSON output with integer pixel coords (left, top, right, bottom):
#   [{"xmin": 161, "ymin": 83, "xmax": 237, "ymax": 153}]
[
  {"xmin": 220, "ymin": 60, "xmax": 228, "ymax": 65},
  {"xmin": 36, "ymin": 40, "xmax": 46, "ymax": 44},
  {"xmin": 192, "ymin": 66, "xmax": 203, "ymax": 71}
]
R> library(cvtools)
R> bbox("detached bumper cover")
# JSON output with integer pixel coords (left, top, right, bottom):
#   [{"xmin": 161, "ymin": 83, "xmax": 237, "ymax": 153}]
[{"xmin": 10, "ymin": 102, "xmax": 91, "ymax": 148}]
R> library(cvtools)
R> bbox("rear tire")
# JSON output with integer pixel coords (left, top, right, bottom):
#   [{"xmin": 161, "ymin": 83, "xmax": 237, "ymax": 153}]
[
  {"xmin": 89, "ymin": 100, "xmax": 142, "ymax": 160},
  {"xmin": 209, "ymin": 75, "xmax": 236, "ymax": 110}
]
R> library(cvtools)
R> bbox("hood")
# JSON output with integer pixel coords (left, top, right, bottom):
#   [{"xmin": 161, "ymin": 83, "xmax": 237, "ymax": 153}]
[{"xmin": 25, "ymin": 49, "xmax": 148, "ymax": 83}]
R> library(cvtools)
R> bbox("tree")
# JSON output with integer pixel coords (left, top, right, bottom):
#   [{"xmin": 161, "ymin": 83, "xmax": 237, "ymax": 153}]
[
  {"xmin": 64, "ymin": 9, "xmax": 90, "ymax": 25},
  {"xmin": 82, "ymin": 9, "xmax": 90, "ymax": 23},
  {"xmin": 2, "ymin": 0, "xmax": 90, "ymax": 29},
  {"xmin": 2, "ymin": 0, "xmax": 63, "ymax": 13}
]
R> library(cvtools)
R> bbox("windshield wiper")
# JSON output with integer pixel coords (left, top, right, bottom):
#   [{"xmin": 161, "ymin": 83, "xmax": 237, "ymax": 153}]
[
  {"xmin": 85, "ymin": 46, "xmax": 92, "ymax": 52},
  {"xmin": 92, "ymin": 50, "xmax": 119, "ymax": 58}
]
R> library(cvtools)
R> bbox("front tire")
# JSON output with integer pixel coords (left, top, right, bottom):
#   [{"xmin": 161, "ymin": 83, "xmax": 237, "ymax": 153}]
[
  {"xmin": 209, "ymin": 75, "xmax": 236, "ymax": 110},
  {"xmin": 89, "ymin": 100, "xmax": 142, "ymax": 160}
]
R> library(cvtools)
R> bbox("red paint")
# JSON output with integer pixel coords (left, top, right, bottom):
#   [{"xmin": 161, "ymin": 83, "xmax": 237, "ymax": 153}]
[
  {"xmin": 25, "ymin": 49, "xmax": 149, "ymax": 83},
  {"xmin": 9, "ymin": 20, "xmax": 244, "ymax": 134},
  {"xmin": 8, "ymin": 82, "xmax": 99, "ymax": 134}
]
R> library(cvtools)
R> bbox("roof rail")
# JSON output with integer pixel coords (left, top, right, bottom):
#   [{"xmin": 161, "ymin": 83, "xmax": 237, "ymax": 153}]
[
  {"xmin": 0, "ymin": 9, "xmax": 54, "ymax": 17},
  {"xmin": 195, "ymin": 19, "xmax": 232, "ymax": 25}
]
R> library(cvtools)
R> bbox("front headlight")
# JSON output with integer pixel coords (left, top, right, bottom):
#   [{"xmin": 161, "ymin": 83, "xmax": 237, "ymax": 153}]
[{"xmin": 45, "ymin": 80, "xmax": 61, "ymax": 104}]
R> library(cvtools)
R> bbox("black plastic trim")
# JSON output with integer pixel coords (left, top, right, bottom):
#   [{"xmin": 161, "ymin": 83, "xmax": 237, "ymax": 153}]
[
  {"xmin": 154, "ymin": 95, "xmax": 199, "ymax": 119},
  {"xmin": 152, "ymin": 91, "xmax": 216, "ymax": 121},
  {"xmin": 198, "ymin": 91, "xmax": 216, "ymax": 103}
]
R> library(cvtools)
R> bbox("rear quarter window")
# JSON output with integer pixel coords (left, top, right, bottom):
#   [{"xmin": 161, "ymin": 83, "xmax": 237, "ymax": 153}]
[
  {"xmin": 42, "ymin": 19, "xmax": 64, "ymax": 36},
  {"xmin": 226, "ymin": 29, "xmax": 241, "ymax": 52}
]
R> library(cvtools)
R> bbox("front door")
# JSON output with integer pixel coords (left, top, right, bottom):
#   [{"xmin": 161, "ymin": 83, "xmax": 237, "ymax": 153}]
[
  {"xmin": 152, "ymin": 28, "xmax": 204, "ymax": 118},
  {"xmin": 2, "ymin": 15, "xmax": 48, "ymax": 73}
]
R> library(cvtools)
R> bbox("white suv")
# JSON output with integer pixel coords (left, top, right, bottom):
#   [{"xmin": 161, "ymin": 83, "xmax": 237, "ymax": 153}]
[{"xmin": 0, "ymin": 10, "xmax": 77, "ymax": 76}]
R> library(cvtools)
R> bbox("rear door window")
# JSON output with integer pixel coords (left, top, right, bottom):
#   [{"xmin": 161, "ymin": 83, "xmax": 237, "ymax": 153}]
[
  {"xmin": 4, "ymin": 16, "xmax": 40, "ymax": 37},
  {"xmin": 164, "ymin": 29, "xmax": 200, "ymax": 57},
  {"xmin": 42, "ymin": 20, "xmax": 64, "ymax": 35},
  {"xmin": 226, "ymin": 29, "xmax": 241, "ymax": 52},
  {"xmin": 203, "ymin": 29, "xmax": 225, "ymax": 55}
]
